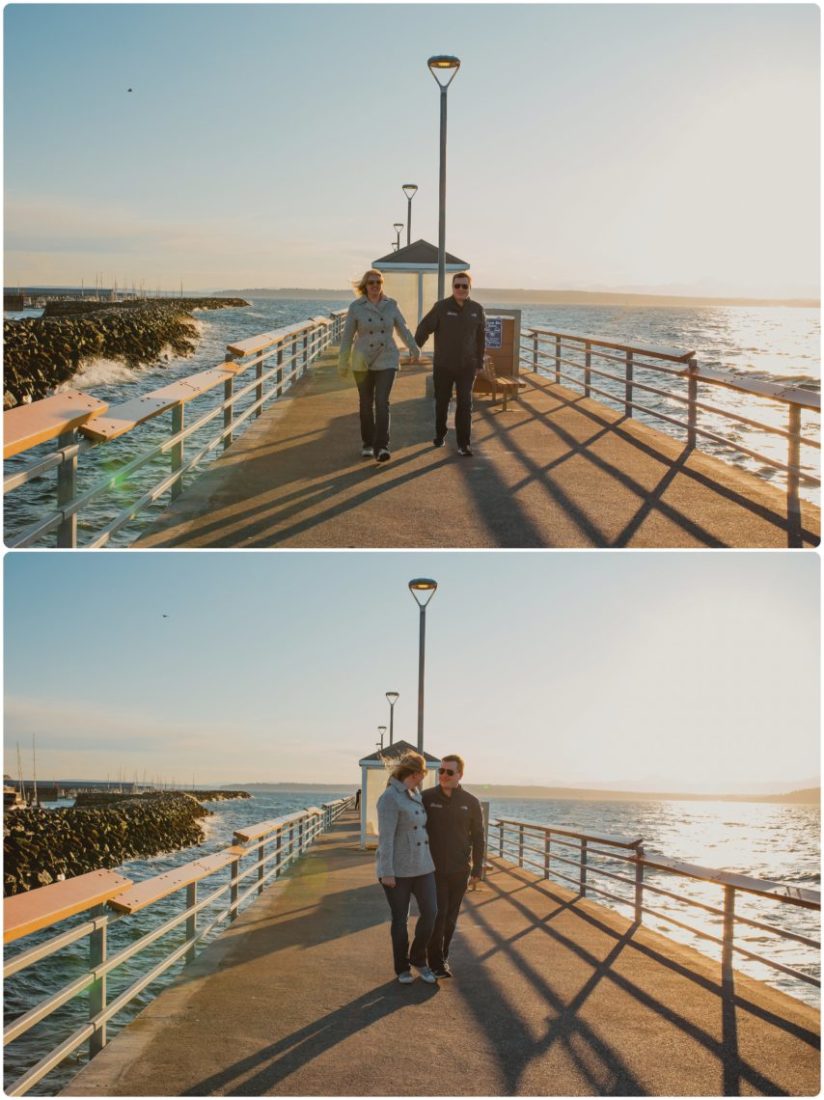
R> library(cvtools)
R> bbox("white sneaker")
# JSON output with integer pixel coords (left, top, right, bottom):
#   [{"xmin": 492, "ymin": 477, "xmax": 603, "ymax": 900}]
[
  {"xmin": 376, "ymin": 448, "xmax": 391, "ymax": 463},
  {"xmin": 361, "ymin": 445, "xmax": 374, "ymax": 458},
  {"xmin": 398, "ymin": 970, "xmax": 414, "ymax": 984},
  {"xmin": 413, "ymin": 965, "xmax": 438, "ymax": 984}
]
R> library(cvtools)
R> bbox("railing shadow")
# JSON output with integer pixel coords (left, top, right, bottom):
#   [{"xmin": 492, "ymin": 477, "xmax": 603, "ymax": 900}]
[{"xmin": 469, "ymin": 862, "xmax": 818, "ymax": 1096}]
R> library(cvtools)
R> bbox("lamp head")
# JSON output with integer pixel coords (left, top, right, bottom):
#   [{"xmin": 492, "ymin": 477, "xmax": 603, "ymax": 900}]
[
  {"xmin": 409, "ymin": 577, "xmax": 438, "ymax": 607},
  {"xmin": 402, "ymin": 183, "xmax": 418, "ymax": 200},
  {"xmin": 427, "ymin": 55, "xmax": 461, "ymax": 88},
  {"xmin": 394, "ymin": 222, "xmax": 404, "ymax": 232},
  {"xmin": 386, "ymin": 691, "xmax": 399, "ymax": 705}
]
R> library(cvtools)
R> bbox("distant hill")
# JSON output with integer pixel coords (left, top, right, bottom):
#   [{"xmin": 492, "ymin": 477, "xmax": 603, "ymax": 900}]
[
  {"xmin": 229, "ymin": 782, "xmax": 819, "ymax": 805},
  {"xmin": 216, "ymin": 287, "xmax": 818, "ymax": 308}
]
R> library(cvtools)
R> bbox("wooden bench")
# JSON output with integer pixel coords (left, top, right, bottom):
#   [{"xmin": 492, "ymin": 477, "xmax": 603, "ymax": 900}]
[
  {"xmin": 107, "ymin": 847, "xmax": 247, "ymax": 915},
  {"xmin": 473, "ymin": 357, "xmax": 525, "ymax": 411},
  {"xmin": 4, "ymin": 869, "xmax": 133, "ymax": 943},
  {"xmin": 3, "ymin": 391, "xmax": 109, "ymax": 459}
]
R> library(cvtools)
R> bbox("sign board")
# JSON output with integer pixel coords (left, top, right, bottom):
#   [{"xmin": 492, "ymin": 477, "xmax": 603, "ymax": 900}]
[{"xmin": 485, "ymin": 317, "xmax": 503, "ymax": 349}]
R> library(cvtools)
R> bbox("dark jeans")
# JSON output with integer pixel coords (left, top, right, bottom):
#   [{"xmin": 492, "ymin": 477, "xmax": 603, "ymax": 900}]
[
  {"xmin": 427, "ymin": 869, "xmax": 470, "ymax": 969},
  {"xmin": 353, "ymin": 368, "xmax": 396, "ymax": 452},
  {"xmin": 381, "ymin": 872, "xmax": 438, "ymax": 974},
  {"xmin": 433, "ymin": 364, "xmax": 476, "ymax": 449}
]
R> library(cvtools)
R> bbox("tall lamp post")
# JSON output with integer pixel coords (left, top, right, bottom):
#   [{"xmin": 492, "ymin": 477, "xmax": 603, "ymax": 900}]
[
  {"xmin": 427, "ymin": 55, "xmax": 460, "ymax": 300},
  {"xmin": 402, "ymin": 184, "xmax": 418, "ymax": 246},
  {"xmin": 393, "ymin": 222, "xmax": 404, "ymax": 251},
  {"xmin": 408, "ymin": 578, "xmax": 438, "ymax": 753},
  {"xmin": 385, "ymin": 691, "xmax": 399, "ymax": 746}
]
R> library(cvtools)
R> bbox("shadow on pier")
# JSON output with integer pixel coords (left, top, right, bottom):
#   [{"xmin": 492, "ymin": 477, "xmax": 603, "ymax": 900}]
[
  {"xmin": 132, "ymin": 351, "xmax": 820, "ymax": 549},
  {"xmin": 63, "ymin": 809, "xmax": 820, "ymax": 1097}
]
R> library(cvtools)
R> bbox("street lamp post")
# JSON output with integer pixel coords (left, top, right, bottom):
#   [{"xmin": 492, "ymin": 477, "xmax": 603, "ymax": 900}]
[
  {"xmin": 393, "ymin": 223, "xmax": 404, "ymax": 251},
  {"xmin": 427, "ymin": 55, "xmax": 460, "ymax": 301},
  {"xmin": 408, "ymin": 578, "xmax": 438, "ymax": 753},
  {"xmin": 377, "ymin": 726, "xmax": 387, "ymax": 751},
  {"xmin": 402, "ymin": 184, "xmax": 418, "ymax": 246},
  {"xmin": 385, "ymin": 691, "xmax": 399, "ymax": 745}
]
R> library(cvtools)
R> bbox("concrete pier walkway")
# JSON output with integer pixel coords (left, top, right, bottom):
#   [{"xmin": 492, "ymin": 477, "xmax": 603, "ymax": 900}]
[
  {"xmin": 133, "ymin": 350, "xmax": 819, "ymax": 549},
  {"xmin": 64, "ymin": 809, "xmax": 820, "ymax": 1097}
]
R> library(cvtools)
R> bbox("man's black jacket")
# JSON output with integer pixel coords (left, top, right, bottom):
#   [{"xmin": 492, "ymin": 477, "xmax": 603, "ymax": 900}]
[
  {"xmin": 422, "ymin": 784, "xmax": 485, "ymax": 878},
  {"xmin": 414, "ymin": 296, "xmax": 486, "ymax": 372}
]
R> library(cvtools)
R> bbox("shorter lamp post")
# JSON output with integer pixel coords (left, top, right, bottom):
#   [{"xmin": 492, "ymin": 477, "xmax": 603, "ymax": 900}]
[
  {"xmin": 393, "ymin": 223, "xmax": 404, "ymax": 251},
  {"xmin": 408, "ymin": 578, "xmax": 438, "ymax": 753},
  {"xmin": 385, "ymin": 691, "xmax": 399, "ymax": 746},
  {"xmin": 402, "ymin": 184, "xmax": 418, "ymax": 246},
  {"xmin": 377, "ymin": 726, "xmax": 387, "ymax": 751}
]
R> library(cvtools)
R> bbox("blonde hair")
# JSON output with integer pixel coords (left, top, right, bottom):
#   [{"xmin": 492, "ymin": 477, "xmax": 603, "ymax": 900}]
[
  {"xmin": 387, "ymin": 751, "xmax": 427, "ymax": 785},
  {"xmin": 354, "ymin": 269, "xmax": 385, "ymax": 297}
]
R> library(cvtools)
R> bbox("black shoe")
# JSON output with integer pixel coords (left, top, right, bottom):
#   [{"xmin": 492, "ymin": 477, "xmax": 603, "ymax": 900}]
[
  {"xmin": 432, "ymin": 436, "xmax": 445, "ymax": 448},
  {"xmin": 457, "ymin": 446, "xmax": 473, "ymax": 457},
  {"xmin": 432, "ymin": 964, "xmax": 452, "ymax": 978}
]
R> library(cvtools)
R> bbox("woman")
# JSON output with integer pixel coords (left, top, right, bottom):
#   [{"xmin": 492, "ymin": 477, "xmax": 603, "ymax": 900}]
[
  {"xmin": 376, "ymin": 751, "xmax": 438, "ymax": 984},
  {"xmin": 338, "ymin": 269, "xmax": 420, "ymax": 462}
]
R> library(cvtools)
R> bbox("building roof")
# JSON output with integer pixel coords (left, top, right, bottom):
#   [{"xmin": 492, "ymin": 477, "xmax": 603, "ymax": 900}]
[
  {"xmin": 373, "ymin": 239, "xmax": 468, "ymax": 268},
  {"xmin": 358, "ymin": 739, "xmax": 441, "ymax": 766}
]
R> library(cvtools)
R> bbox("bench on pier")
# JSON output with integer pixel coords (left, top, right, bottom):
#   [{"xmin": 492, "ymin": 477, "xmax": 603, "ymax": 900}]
[
  {"xmin": 3, "ymin": 869, "xmax": 133, "ymax": 943},
  {"xmin": 234, "ymin": 809, "xmax": 322, "ymax": 845},
  {"xmin": 3, "ymin": 391, "xmax": 109, "ymax": 459},
  {"xmin": 473, "ymin": 356, "xmax": 525, "ymax": 411},
  {"xmin": 79, "ymin": 363, "xmax": 245, "ymax": 444},
  {"xmin": 107, "ymin": 847, "xmax": 247, "ymax": 915}
]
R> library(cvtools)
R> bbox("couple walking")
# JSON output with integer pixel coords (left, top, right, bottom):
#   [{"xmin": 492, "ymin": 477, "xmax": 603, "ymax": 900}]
[
  {"xmin": 338, "ymin": 269, "xmax": 486, "ymax": 461},
  {"xmin": 375, "ymin": 751, "xmax": 485, "ymax": 984}
]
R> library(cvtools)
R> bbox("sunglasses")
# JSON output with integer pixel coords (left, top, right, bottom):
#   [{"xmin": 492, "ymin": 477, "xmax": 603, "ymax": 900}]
[
  {"xmin": 453, "ymin": 283, "xmax": 469, "ymax": 290},
  {"xmin": 366, "ymin": 279, "xmax": 383, "ymax": 286},
  {"xmin": 438, "ymin": 767, "xmax": 457, "ymax": 776}
]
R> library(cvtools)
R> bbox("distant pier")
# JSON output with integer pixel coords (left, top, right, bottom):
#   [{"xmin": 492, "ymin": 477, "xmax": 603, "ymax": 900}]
[{"xmin": 62, "ymin": 806, "xmax": 820, "ymax": 1097}]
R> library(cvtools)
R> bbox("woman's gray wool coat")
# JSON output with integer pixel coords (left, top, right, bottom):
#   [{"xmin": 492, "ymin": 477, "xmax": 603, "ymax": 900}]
[
  {"xmin": 376, "ymin": 776, "xmax": 436, "ymax": 879},
  {"xmin": 338, "ymin": 295, "xmax": 420, "ymax": 373}
]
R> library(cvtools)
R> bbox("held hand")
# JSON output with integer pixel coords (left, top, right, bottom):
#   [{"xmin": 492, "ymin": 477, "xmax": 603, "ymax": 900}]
[
  {"xmin": 381, "ymin": 876, "xmax": 397, "ymax": 888},
  {"xmin": 469, "ymin": 876, "xmax": 481, "ymax": 890}
]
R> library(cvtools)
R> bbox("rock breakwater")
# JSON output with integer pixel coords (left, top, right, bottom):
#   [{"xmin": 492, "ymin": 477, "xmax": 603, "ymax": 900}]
[
  {"xmin": 3, "ymin": 792, "xmax": 209, "ymax": 896},
  {"xmin": 3, "ymin": 297, "xmax": 248, "ymax": 409}
]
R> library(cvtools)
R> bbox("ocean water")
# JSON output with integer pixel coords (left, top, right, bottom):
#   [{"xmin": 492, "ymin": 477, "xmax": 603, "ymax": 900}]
[
  {"xmin": 3, "ymin": 299, "xmax": 819, "ymax": 545},
  {"xmin": 3, "ymin": 791, "xmax": 819, "ymax": 1095}
]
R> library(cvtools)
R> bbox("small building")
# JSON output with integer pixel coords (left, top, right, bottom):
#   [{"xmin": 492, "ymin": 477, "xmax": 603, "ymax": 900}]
[
  {"xmin": 357, "ymin": 739, "xmax": 441, "ymax": 849},
  {"xmin": 372, "ymin": 239, "xmax": 469, "ymax": 328}
]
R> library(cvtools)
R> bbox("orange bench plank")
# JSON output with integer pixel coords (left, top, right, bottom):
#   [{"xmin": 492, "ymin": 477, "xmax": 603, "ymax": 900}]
[
  {"xmin": 226, "ymin": 322, "xmax": 316, "ymax": 359},
  {"xmin": 4, "ymin": 391, "xmax": 109, "ymax": 459},
  {"xmin": 108, "ymin": 847, "xmax": 247, "ymax": 915},
  {"xmin": 4, "ymin": 869, "xmax": 133, "ymax": 943}
]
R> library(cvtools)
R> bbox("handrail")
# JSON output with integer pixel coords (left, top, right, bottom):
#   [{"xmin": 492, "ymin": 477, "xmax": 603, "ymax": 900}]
[
  {"xmin": 3, "ymin": 308, "xmax": 349, "ymax": 548},
  {"xmin": 520, "ymin": 327, "xmax": 820, "ymax": 546},
  {"xmin": 492, "ymin": 817, "xmax": 821, "ymax": 998},
  {"xmin": 2, "ymin": 796, "xmax": 354, "ymax": 1096}
]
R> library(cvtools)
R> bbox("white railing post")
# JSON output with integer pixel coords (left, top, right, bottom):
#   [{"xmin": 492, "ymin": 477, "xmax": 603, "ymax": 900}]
[
  {"xmin": 722, "ymin": 884, "xmax": 735, "ymax": 986},
  {"xmin": 223, "ymin": 373, "xmax": 234, "ymax": 451},
  {"xmin": 634, "ymin": 849, "xmax": 644, "ymax": 925},
  {"xmin": 687, "ymin": 357, "xmax": 698, "ymax": 448},
  {"xmin": 88, "ymin": 905, "xmax": 107, "ymax": 1057},
  {"xmin": 186, "ymin": 883, "xmax": 197, "ymax": 962},
  {"xmin": 229, "ymin": 857, "xmax": 239, "ymax": 921},
  {"xmin": 518, "ymin": 824, "xmax": 524, "ymax": 867},
  {"xmin": 275, "ymin": 828, "xmax": 283, "ymax": 878},
  {"xmin": 788, "ymin": 404, "xmax": 802, "ymax": 548},
  {"xmin": 555, "ymin": 335, "xmax": 561, "ymax": 383},
  {"xmin": 532, "ymin": 331, "xmax": 539, "ymax": 373},
  {"xmin": 277, "ymin": 345, "xmax": 284, "ymax": 397},
  {"xmin": 544, "ymin": 831, "xmax": 551, "ymax": 878},
  {"xmin": 625, "ymin": 351, "xmax": 634, "ymax": 417},
  {"xmin": 258, "ymin": 840, "xmax": 266, "ymax": 895},
  {"xmin": 580, "ymin": 838, "xmax": 588, "ymax": 896},
  {"xmin": 584, "ymin": 340, "xmax": 592, "ymax": 398},
  {"xmin": 56, "ymin": 431, "xmax": 78, "ymax": 548},
  {"xmin": 171, "ymin": 405, "xmax": 184, "ymax": 500}
]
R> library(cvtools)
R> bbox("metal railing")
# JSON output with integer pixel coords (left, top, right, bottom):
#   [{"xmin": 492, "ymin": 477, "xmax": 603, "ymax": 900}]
[
  {"xmin": 3, "ymin": 798, "xmax": 353, "ymax": 1096},
  {"xmin": 3, "ymin": 310, "xmax": 348, "ymax": 548},
  {"xmin": 520, "ymin": 328, "xmax": 820, "ymax": 546},
  {"xmin": 494, "ymin": 817, "xmax": 820, "ymax": 996}
]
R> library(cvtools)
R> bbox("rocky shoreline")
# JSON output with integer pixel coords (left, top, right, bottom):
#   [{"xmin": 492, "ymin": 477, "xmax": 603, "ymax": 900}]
[
  {"xmin": 3, "ymin": 792, "xmax": 211, "ymax": 896},
  {"xmin": 3, "ymin": 297, "xmax": 248, "ymax": 409}
]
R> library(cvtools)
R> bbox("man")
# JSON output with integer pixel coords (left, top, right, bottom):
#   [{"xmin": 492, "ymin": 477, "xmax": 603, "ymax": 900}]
[
  {"xmin": 422, "ymin": 753, "xmax": 485, "ymax": 978},
  {"xmin": 414, "ymin": 272, "xmax": 486, "ymax": 457}
]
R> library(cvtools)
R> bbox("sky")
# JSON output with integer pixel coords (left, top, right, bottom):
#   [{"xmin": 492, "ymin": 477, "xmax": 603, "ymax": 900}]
[
  {"xmin": 3, "ymin": 3, "xmax": 819, "ymax": 297},
  {"xmin": 3, "ymin": 550, "xmax": 819, "ymax": 794}
]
